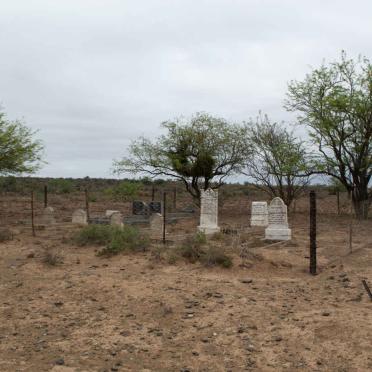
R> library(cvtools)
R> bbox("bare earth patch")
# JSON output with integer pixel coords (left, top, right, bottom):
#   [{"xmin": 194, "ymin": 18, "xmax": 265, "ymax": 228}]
[{"xmin": 0, "ymin": 212, "xmax": 371, "ymax": 372}]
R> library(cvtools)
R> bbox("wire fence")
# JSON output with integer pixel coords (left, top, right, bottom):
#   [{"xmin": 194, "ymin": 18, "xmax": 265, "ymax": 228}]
[{"xmin": 0, "ymin": 188, "xmax": 370, "ymax": 261}]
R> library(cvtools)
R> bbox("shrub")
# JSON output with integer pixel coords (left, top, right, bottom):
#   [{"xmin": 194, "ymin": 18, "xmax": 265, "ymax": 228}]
[
  {"xmin": 98, "ymin": 226, "xmax": 149, "ymax": 257},
  {"xmin": 74, "ymin": 224, "xmax": 149, "ymax": 257},
  {"xmin": 200, "ymin": 246, "xmax": 233, "ymax": 268},
  {"xmin": 48, "ymin": 179, "xmax": 74, "ymax": 194},
  {"xmin": 104, "ymin": 181, "xmax": 142, "ymax": 202},
  {"xmin": 178, "ymin": 231, "xmax": 206, "ymax": 263},
  {"xmin": 73, "ymin": 225, "xmax": 112, "ymax": 246},
  {"xmin": 42, "ymin": 249, "xmax": 64, "ymax": 266},
  {"xmin": 0, "ymin": 228, "xmax": 13, "ymax": 242}
]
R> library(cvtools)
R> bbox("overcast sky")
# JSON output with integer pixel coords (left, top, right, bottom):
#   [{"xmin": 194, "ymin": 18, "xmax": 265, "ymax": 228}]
[{"xmin": 1, "ymin": 0, "xmax": 371, "ymax": 178}]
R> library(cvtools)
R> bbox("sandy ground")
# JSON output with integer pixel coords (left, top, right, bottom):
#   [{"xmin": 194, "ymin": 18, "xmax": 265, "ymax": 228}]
[{"xmin": 0, "ymin": 208, "xmax": 372, "ymax": 372}]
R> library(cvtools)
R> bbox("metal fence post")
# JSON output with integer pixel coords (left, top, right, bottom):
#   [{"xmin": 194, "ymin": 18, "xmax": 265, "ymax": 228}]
[{"xmin": 309, "ymin": 190, "xmax": 317, "ymax": 275}]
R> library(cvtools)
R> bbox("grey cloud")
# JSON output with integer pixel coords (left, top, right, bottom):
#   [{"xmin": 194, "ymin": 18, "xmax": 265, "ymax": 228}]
[{"xmin": 0, "ymin": 0, "xmax": 371, "ymax": 178}]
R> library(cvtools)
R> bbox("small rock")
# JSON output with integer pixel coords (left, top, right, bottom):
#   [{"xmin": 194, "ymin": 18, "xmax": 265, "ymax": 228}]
[
  {"xmin": 240, "ymin": 279, "xmax": 253, "ymax": 284},
  {"xmin": 54, "ymin": 358, "xmax": 64, "ymax": 365},
  {"xmin": 246, "ymin": 344, "xmax": 255, "ymax": 352},
  {"xmin": 322, "ymin": 311, "xmax": 330, "ymax": 316}
]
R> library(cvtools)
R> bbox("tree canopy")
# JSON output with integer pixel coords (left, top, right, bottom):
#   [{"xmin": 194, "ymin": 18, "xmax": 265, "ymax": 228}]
[
  {"xmin": 114, "ymin": 112, "xmax": 250, "ymax": 202},
  {"xmin": 243, "ymin": 114, "xmax": 312, "ymax": 206},
  {"xmin": 0, "ymin": 111, "xmax": 44, "ymax": 176},
  {"xmin": 285, "ymin": 52, "xmax": 372, "ymax": 218}
]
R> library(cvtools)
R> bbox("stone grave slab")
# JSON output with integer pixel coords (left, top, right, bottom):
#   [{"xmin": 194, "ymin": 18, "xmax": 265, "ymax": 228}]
[
  {"xmin": 250, "ymin": 202, "xmax": 268, "ymax": 227},
  {"xmin": 265, "ymin": 197, "xmax": 291, "ymax": 241},
  {"xmin": 197, "ymin": 189, "xmax": 220, "ymax": 235}
]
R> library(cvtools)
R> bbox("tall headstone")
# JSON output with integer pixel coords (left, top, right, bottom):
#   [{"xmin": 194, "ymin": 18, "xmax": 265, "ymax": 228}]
[
  {"xmin": 150, "ymin": 213, "xmax": 163, "ymax": 235},
  {"xmin": 41, "ymin": 206, "xmax": 56, "ymax": 225},
  {"xmin": 149, "ymin": 201, "xmax": 162, "ymax": 214},
  {"xmin": 105, "ymin": 210, "xmax": 120, "ymax": 218},
  {"xmin": 132, "ymin": 201, "xmax": 149, "ymax": 215},
  {"xmin": 72, "ymin": 209, "xmax": 88, "ymax": 225},
  {"xmin": 250, "ymin": 202, "xmax": 268, "ymax": 227},
  {"xmin": 198, "ymin": 189, "xmax": 220, "ymax": 235},
  {"xmin": 110, "ymin": 212, "xmax": 123, "ymax": 227},
  {"xmin": 265, "ymin": 197, "xmax": 291, "ymax": 241}
]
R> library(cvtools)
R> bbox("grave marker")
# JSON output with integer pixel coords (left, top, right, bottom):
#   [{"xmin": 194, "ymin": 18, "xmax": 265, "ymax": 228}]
[
  {"xmin": 250, "ymin": 202, "xmax": 268, "ymax": 227},
  {"xmin": 133, "ymin": 201, "xmax": 149, "ymax": 215},
  {"xmin": 72, "ymin": 209, "xmax": 88, "ymax": 225},
  {"xmin": 41, "ymin": 206, "xmax": 56, "ymax": 225},
  {"xmin": 149, "ymin": 201, "xmax": 162, "ymax": 214},
  {"xmin": 198, "ymin": 189, "xmax": 220, "ymax": 235},
  {"xmin": 110, "ymin": 212, "xmax": 123, "ymax": 227},
  {"xmin": 264, "ymin": 197, "xmax": 291, "ymax": 241}
]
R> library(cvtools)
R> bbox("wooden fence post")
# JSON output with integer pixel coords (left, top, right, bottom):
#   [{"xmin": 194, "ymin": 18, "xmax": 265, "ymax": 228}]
[
  {"xmin": 163, "ymin": 192, "xmax": 167, "ymax": 244},
  {"xmin": 31, "ymin": 191, "xmax": 36, "ymax": 237},
  {"xmin": 85, "ymin": 188, "xmax": 90, "ymax": 221},
  {"xmin": 44, "ymin": 185, "xmax": 48, "ymax": 208},
  {"xmin": 349, "ymin": 197, "xmax": 353, "ymax": 253},
  {"xmin": 309, "ymin": 190, "xmax": 317, "ymax": 275},
  {"xmin": 173, "ymin": 187, "xmax": 177, "ymax": 211}
]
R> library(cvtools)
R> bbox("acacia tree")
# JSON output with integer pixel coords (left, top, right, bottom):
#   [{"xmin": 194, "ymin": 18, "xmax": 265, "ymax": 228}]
[
  {"xmin": 243, "ymin": 114, "xmax": 312, "ymax": 206},
  {"xmin": 114, "ymin": 112, "xmax": 250, "ymax": 203},
  {"xmin": 0, "ymin": 111, "xmax": 43, "ymax": 176},
  {"xmin": 285, "ymin": 52, "xmax": 372, "ymax": 219}
]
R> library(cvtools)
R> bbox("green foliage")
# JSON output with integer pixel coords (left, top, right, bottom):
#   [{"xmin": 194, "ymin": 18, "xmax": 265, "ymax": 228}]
[
  {"xmin": 114, "ymin": 112, "xmax": 251, "ymax": 202},
  {"xmin": 178, "ymin": 232, "xmax": 232, "ymax": 268},
  {"xmin": 42, "ymin": 250, "xmax": 64, "ymax": 266},
  {"xmin": 244, "ymin": 114, "xmax": 312, "ymax": 206},
  {"xmin": 98, "ymin": 226, "xmax": 149, "ymax": 257},
  {"xmin": 73, "ymin": 225, "xmax": 150, "ymax": 257},
  {"xmin": 0, "ymin": 111, "xmax": 44, "ymax": 176},
  {"xmin": 328, "ymin": 178, "xmax": 347, "ymax": 195},
  {"xmin": 0, "ymin": 228, "xmax": 13, "ymax": 242},
  {"xmin": 286, "ymin": 51, "xmax": 372, "ymax": 218},
  {"xmin": 48, "ymin": 178, "xmax": 74, "ymax": 194},
  {"xmin": 104, "ymin": 181, "xmax": 142, "ymax": 202},
  {"xmin": 179, "ymin": 232, "xmax": 206, "ymax": 263},
  {"xmin": 73, "ymin": 225, "xmax": 112, "ymax": 246},
  {"xmin": 200, "ymin": 246, "xmax": 233, "ymax": 268},
  {"xmin": 0, "ymin": 176, "xmax": 19, "ymax": 192}
]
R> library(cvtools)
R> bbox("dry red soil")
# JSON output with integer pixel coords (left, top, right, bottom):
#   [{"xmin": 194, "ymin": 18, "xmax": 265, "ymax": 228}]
[{"xmin": 0, "ymin": 194, "xmax": 371, "ymax": 372}]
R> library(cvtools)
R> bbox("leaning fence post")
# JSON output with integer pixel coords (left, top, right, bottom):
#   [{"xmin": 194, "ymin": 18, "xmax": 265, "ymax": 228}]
[
  {"xmin": 151, "ymin": 185, "xmax": 155, "ymax": 201},
  {"xmin": 173, "ymin": 187, "xmax": 177, "ymax": 211},
  {"xmin": 44, "ymin": 185, "xmax": 48, "ymax": 208},
  {"xmin": 85, "ymin": 188, "xmax": 90, "ymax": 221},
  {"xmin": 31, "ymin": 191, "xmax": 36, "ymax": 237},
  {"xmin": 349, "ymin": 197, "xmax": 353, "ymax": 253},
  {"xmin": 362, "ymin": 280, "xmax": 372, "ymax": 302},
  {"xmin": 309, "ymin": 190, "xmax": 317, "ymax": 275},
  {"xmin": 163, "ymin": 192, "xmax": 167, "ymax": 244}
]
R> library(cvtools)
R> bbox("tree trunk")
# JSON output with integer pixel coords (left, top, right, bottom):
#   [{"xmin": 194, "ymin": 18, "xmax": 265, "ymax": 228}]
[{"xmin": 352, "ymin": 183, "xmax": 370, "ymax": 220}]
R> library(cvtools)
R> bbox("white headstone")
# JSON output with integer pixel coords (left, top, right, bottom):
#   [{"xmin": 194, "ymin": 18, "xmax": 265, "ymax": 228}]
[
  {"xmin": 265, "ymin": 197, "xmax": 291, "ymax": 241},
  {"xmin": 150, "ymin": 213, "xmax": 163, "ymax": 235},
  {"xmin": 110, "ymin": 212, "xmax": 123, "ymax": 227},
  {"xmin": 106, "ymin": 210, "xmax": 120, "ymax": 218},
  {"xmin": 250, "ymin": 202, "xmax": 268, "ymax": 227},
  {"xmin": 197, "ymin": 189, "xmax": 220, "ymax": 235},
  {"xmin": 72, "ymin": 209, "xmax": 88, "ymax": 225},
  {"xmin": 41, "ymin": 206, "xmax": 56, "ymax": 225}
]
